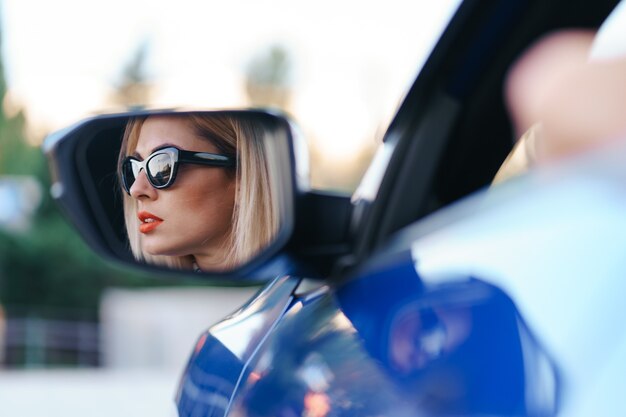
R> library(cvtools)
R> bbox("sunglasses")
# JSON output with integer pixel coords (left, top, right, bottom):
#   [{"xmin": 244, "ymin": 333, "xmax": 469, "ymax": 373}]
[{"xmin": 121, "ymin": 146, "xmax": 235, "ymax": 194}]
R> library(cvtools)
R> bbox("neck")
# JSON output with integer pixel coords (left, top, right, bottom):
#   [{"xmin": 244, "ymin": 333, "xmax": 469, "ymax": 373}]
[{"xmin": 192, "ymin": 253, "xmax": 231, "ymax": 273}]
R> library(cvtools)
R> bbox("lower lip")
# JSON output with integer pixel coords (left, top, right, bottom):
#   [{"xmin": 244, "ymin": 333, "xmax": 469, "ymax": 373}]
[{"xmin": 140, "ymin": 220, "xmax": 162, "ymax": 234}]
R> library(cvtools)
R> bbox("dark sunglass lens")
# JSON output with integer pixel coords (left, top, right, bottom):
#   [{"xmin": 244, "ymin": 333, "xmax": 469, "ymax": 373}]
[
  {"xmin": 122, "ymin": 160, "xmax": 137, "ymax": 192},
  {"xmin": 147, "ymin": 153, "xmax": 174, "ymax": 187}
]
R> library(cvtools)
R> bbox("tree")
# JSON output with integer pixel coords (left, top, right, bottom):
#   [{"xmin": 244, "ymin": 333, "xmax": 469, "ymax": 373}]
[
  {"xmin": 245, "ymin": 45, "xmax": 293, "ymax": 109},
  {"xmin": 109, "ymin": 41, "xmax": 153, "ymax": 108}
]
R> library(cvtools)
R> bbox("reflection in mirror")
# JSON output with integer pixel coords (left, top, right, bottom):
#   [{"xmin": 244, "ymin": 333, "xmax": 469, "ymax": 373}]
[
  {"xmin": 54, "ymin": 110, "xmax": 295, "ymax": 276},
  {"xmin": 120, "ymin": 113, "xmax": 285, "ymax": 272}
]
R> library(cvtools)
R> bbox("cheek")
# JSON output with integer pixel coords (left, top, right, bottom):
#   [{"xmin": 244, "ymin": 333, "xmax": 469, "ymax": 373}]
[{"xmin": 177, "ymin": 170, "xmax": 236, "ymax": 223}]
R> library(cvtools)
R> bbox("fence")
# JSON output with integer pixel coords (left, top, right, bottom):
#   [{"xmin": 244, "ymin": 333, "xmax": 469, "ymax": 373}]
[{"xmin": 2, "ymin": 314, "xmax": 99, "ymax": 368}]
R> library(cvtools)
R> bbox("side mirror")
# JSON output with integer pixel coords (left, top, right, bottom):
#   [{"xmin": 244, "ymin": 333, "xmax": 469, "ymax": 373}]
[{"xmin": 43, "ymin": 109, "xmax": 306, "ymax": 282}]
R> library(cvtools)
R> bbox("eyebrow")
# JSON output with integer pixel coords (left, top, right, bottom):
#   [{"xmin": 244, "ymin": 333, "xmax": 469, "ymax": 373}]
[{"xmin": 131, "ymin": 143, "xmax": 178, "ymax": 159}]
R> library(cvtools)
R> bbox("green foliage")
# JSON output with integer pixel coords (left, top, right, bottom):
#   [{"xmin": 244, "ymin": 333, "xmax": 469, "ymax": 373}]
[
  {"xmin": 0, "ymin": 204, "xmax": 168, "ymax": 318},
  {"xmin": 0, "ymin": 112, "xmax": 45, "ymax": 178}
]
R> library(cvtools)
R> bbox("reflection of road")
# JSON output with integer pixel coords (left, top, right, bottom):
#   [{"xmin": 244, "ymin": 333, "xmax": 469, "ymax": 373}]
[{"xmin": 0, "ymin": 370, "xmax": 179, "ymax": 417}]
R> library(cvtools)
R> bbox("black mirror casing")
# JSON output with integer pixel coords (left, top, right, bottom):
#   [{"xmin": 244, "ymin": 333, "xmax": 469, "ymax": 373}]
[{"xmin": 43, "ymin": 109, "xmax": 308, "ymax": 283}]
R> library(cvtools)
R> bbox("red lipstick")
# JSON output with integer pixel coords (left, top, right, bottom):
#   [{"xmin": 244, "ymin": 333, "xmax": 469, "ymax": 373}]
[{"xmin": 138, "ymin": 211, "xmax": 163, "ymax": 234}]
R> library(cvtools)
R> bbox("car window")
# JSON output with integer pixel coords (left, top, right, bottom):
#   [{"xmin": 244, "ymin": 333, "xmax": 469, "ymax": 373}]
[{"xmin": 2, "ymin": 0, "xmax": 461, "ymax": 191}]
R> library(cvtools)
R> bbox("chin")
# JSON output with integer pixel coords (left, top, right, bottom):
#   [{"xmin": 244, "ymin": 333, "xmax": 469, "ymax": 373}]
[{"xmin": 142, "ymin": 240, "xmax": 175, "ymax": 257}]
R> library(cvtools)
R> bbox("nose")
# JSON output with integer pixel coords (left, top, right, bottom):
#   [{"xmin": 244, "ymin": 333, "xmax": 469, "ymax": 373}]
[{"xmin": 129, "ymin": 168, "xmax": 158, "ymax": 200}]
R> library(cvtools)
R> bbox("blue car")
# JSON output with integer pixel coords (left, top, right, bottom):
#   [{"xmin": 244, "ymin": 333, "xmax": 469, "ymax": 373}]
[{"xmin": 44, "ymin": 0, "xmax": 626, "ymax": 415}]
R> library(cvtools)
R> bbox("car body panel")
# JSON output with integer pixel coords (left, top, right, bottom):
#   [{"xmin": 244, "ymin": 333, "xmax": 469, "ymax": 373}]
[
  {"xmin": 197, "ymin": 251, "xmax": 557, "ymax": 416},
  {"xmin": 176, "ymin": 275, "xmax": 301, "ymax": 416}
]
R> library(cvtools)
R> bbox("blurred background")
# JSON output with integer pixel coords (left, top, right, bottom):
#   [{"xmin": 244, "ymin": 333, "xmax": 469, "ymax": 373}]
[{"xmin": 0, "ymin": 0, "xmax": 459, "ymax": 415}]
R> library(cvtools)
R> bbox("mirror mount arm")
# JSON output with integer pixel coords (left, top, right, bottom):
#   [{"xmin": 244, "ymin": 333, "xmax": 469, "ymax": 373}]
[{"xmin": 287, "ymin": 190, "xmax": 354, "ymax": 278}]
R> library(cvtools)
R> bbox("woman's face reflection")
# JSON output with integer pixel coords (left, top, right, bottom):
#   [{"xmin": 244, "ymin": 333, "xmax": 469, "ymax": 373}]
[{"xmin": 128, "ymin": 116, "xmax": 236, "ymax": 270}]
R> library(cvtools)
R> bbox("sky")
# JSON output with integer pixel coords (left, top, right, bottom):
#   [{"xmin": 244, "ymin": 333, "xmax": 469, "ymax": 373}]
[{"xmin": 0, "ymin": 0, "xmax": 460, "ymax": 186}]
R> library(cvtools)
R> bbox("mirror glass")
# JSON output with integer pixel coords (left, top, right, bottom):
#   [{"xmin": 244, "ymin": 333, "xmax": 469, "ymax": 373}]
[{"xmin": 49, "ymin": 110, "xmax": 296, "ymax": 276}]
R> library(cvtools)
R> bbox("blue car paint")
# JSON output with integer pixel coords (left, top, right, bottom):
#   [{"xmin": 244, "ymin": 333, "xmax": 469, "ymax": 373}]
[
  {"xmin": 225, "ymin": 256, "xmax": 556, "ymax": 416},
  {"xmin": 177, "ymin": 251, "xmax": 557, "ymax": 416}
]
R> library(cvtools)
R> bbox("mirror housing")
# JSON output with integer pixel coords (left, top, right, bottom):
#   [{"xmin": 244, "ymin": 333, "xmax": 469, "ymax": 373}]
[{"xmin": 43, "ymin": 109, "xmax": 306, "ymax": 283}]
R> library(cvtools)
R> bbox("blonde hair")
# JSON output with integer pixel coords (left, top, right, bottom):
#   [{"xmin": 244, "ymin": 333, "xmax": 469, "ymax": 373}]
[{"xmin": 119, "ymin": 113, "xmax": 280, "ymax": 270}]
